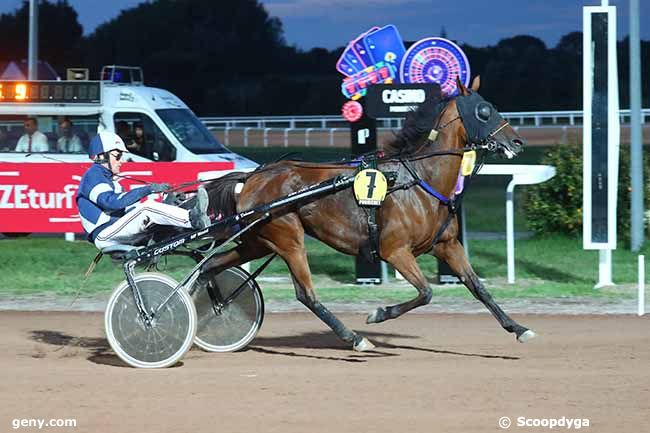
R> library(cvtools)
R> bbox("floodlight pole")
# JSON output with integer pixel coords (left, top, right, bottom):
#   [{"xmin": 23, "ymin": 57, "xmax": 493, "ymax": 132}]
[
  {"xmin": 28, "ymin": 0, "xmax": 38, "ymax": 80},
  {"xmin": 630, "ymin": 0, "xmax": 644, "ymax": 251}
]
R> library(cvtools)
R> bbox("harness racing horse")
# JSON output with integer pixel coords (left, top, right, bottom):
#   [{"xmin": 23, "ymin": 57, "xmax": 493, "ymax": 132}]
[{"xmin": 201, "ymin": 76, "xmax": 536, "ymax": 351}]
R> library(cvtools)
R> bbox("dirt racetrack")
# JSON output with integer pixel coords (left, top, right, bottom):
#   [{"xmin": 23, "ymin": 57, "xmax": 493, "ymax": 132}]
[{"xmin": 1, "ymin": 311, "xmax": 648, "ymax": 433}]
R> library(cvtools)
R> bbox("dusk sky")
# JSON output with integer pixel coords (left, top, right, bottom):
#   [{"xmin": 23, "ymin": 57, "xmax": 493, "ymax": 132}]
[{"xmin": 0, "ymin": 0, "xmax": 647, "ymax": 50}]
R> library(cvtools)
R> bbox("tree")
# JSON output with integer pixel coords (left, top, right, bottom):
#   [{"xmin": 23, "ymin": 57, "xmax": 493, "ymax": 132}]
[
  {"xmin": 82, "ymin": 0, "xmax": 287, "ymax": 114},
  {"xmin": 0, "ymin": 1, "xmax": 83, "ymax": 75}
]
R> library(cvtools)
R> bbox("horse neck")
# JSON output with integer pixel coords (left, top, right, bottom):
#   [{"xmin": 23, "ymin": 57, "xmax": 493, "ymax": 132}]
[{"xmin": 411, "ymin": 109, "xmax": 466, "ymax": 196}]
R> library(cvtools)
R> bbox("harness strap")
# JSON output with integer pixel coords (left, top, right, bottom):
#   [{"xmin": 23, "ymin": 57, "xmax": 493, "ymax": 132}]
[
  {"xmin": 417, "ymin": 180, "xmax": 450, "ymax": 204},
  {"xmin": 400, "ymin": 158, "xmax": 451, "ymax": 204},
  {"xmin": 431, "ymin": 151, "xmax": 486, "ymax": 246},
  {"xmin": 432, "ymin": 200, "xmax": 459, "ymax": 246},
  {"xmin": 359, "ymin": 156, "xmax": 382, "ymax": 263}
]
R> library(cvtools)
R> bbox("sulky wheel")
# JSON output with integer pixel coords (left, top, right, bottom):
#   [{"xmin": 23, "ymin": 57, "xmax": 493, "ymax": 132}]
[
  {"xmin": 105, "ymin": 272, "xmax": 197, "ymax": 368},
  {"xmin": 191, "ymin": 266, "xmax": 264, "ymax": 352}
]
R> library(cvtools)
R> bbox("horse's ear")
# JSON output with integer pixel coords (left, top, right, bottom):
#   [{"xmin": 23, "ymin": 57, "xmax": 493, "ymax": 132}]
[
  {"xmin": 470, "ymin": 75, "xmax": 481, "ymax": 92},
  {"xmin": 456, "ymin": 76, "xmax": 469, "ymax": 96}
]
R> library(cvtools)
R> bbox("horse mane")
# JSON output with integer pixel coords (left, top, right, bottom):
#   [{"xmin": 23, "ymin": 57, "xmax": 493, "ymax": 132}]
[{"xmin": 382, "ymin": 90, "xmax": 450, "ymax": 156}]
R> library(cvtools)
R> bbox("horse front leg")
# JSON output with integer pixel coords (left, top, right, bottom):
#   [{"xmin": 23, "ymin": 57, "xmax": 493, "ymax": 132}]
[
  {"xmin": 433, "ymin": 239, "xmax": 536, "ymax": 343},
  {"xmin": 366, "ymin": 247, "xmax": 432, "ymax": 324}
]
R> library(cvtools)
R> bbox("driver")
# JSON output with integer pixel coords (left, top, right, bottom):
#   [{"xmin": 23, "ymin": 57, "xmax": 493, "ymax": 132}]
[{"xmin": 76, "ymin": 131, "xmax": 211, "ymax": 250}]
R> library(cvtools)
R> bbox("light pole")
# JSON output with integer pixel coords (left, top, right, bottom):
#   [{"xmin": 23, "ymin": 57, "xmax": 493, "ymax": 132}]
[
  {"xmin": 28, "ymin": 0, "xmax": 38, "ymax": 80},
  {"xmin": 630, "ymin": 0, "xmax": 644, "ymax": 251}
]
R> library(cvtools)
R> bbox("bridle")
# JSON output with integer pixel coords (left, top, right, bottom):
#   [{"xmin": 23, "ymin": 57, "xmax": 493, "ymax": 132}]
[{"xmin": 432, "ymin": 96, "xmax": 513, "ymax": 153}]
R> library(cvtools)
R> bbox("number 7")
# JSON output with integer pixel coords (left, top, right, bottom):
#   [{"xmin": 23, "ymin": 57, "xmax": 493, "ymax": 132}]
[{"xmin": 365, "ymin": 171, "xmax": 377, "ymax": 197}]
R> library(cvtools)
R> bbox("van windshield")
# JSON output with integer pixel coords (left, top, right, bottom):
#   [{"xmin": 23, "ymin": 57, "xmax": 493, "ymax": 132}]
[{"xmin": 156, "ymin": 108, "xmax": 228, "ymax": 154}]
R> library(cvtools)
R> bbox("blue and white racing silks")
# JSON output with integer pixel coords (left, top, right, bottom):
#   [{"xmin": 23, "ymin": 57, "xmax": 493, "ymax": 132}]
[{"xmin": 76, "ymin": 164, "xmax": 153, "ymax": 241}]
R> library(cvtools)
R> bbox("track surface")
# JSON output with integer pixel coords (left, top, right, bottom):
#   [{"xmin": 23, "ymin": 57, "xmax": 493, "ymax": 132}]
[{"xmin": 1, "ymin": 311, "xmax": 648, "ymax": 432}]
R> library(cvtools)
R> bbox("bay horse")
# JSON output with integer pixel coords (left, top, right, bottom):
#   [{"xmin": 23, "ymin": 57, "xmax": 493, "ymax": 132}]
[{"xmin": 201, "ymin": 76, "xmax": 536, "ymax": 351}]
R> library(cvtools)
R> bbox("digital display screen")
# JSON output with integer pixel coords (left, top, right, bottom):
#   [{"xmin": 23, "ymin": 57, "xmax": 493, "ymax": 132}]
[
  {"xmin": 591, "ymin": 12, "xmax": 609, "ymax": 244},
  {"xmin": 0, "ymin": 81, "xmax": 101, "ymax": 104}
]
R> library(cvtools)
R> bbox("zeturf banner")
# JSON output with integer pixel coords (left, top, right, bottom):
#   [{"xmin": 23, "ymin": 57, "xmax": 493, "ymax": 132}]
[{"xmin": 0, "ymin": 162, "xmax": 234, "ymax": 233}]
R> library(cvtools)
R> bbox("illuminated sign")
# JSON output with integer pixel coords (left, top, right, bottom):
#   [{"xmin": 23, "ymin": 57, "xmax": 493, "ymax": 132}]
[
  {"xmin": 337, "ymin": 28, "xmax": 472, "ymax": 100},
  {"xmin": 365, "ymin": 83, "xmax": 442, "ymax": 118},
  {"xmin": 341, "ymin": 62, "xmax": 396, "ymax": 100},
  {"xmin": 399, "ymin": 37, "xmax": 470, "ymax": 95},
  {"xmin": 0, "ymin": 81, "xmax": 101, "ymax": 104},
  {"xmin": 342, "ymin": 100, "xmax": 363, "ymax": 122}
]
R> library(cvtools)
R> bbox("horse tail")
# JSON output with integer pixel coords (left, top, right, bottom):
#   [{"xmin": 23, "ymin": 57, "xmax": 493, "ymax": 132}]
[{"xmin": 204, "ymin": 171, "xmax": 250, "ymax": 219}]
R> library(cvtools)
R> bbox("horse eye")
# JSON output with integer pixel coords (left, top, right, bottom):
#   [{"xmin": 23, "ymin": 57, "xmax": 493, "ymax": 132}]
[{"xmin": 477, "ymin": 105, "xmax": 491, "ymax": 121}]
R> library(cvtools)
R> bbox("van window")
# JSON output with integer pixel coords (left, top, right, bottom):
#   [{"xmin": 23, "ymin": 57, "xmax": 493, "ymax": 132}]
[
  {"xmin": 113, "ymin": 112, "xmax": 176, "ymax": 161},
  {"xmin": 156, "ymin": 108, "xmax": 228, "ymax": 154},
  {"xmin": 0, "ymin": 115, "xmax": 99, "ymax": 154}
]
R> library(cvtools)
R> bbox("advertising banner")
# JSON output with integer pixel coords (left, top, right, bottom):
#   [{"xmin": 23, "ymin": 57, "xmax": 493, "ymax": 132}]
[{"xmin": 0, "ymin": 162, "xmax": 234, "ymax": 233}]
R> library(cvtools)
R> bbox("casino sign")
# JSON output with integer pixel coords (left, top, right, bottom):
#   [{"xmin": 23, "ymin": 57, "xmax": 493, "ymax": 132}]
[
  {"xmin": 365, "ymin": 84, "xmax": 442, "ymax": 118},
  {"xmin": 336, "ymin": 27, "xmax": 471, "ymax": 99}
]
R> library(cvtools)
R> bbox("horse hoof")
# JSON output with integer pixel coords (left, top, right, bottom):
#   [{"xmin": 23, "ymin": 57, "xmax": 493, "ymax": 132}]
[
  {"xmin": 366, "ymin": 308, "xmax": 385, "ymax": 324},
  {"xmin": 353, "ymin": 337, "xmax": 375, "ymax": 352},
  {"xmin": 517, "ymin": 329, "xmax": 537, "ymax": 343}
]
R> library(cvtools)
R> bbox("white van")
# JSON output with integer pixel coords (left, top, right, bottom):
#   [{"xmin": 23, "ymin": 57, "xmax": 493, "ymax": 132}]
[{"xmin": 0, "ymin": 65, "xmax": 257, "ymax": 170}]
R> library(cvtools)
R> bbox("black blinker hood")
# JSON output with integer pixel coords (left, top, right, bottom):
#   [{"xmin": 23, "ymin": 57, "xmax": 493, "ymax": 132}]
[{"xmin": 456, "ymin": 92, "xmax": 504, "ymax": 144}]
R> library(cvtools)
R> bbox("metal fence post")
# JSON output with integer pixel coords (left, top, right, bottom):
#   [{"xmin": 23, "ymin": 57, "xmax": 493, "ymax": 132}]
[
  {"xmin": 244, "ymin": 127, "xmax": 251, "ymax": 147},
  {"xmin": 284, "ymin": 128, "xmax": 292, "ymax": 147},
  {"xmin": 263, "ymin": 128, "xmax": 270, "ymax": 147},
  {"xmin": 224, "ymin": 127, "xmax": 230, "ymax": 146}
]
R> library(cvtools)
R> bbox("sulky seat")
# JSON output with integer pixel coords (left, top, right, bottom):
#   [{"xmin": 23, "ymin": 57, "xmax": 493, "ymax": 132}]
[{"xmin": 101, "ymin": 244, "xmax": 139, "ymax": 261}]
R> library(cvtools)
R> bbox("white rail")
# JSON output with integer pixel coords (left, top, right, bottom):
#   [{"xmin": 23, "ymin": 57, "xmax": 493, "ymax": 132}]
[{"xmin": 200, "ymin": 108, "xmax": 650, "ymax": 130}]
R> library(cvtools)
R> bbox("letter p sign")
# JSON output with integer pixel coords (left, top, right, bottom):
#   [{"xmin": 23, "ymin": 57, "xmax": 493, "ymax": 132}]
[{"xmin": 357, "ymin": 128, "xmax": 370, "ymax": 145}]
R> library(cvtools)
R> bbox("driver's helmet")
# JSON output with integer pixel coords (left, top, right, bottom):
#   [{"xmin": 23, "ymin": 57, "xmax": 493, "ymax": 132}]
[{"xmin": 88, "ymin": 131, "xmax": 129, "ymax": 160}]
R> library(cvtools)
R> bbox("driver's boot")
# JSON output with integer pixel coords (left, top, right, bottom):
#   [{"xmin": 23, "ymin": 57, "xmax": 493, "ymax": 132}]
[{"xmin": 189, "ymin": 186, "xmax": 210, "ymax": 229}]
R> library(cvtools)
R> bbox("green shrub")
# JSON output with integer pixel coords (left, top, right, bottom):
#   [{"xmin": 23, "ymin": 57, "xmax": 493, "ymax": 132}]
[
  {"xmin": 524, "ymin": 143, "xmax": 650, "ymax": 246},
  {"xmin": 524, "ymin": 143, "xmax": 583, "ymax": 236}
]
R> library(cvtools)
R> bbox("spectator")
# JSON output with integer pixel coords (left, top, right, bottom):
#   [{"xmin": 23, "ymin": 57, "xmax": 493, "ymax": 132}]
[
  {"xmin": 57, "ymin": 119, "xmax": 83, "ymax": 153},
  {"xmin": 115, "ymin": 120, "xmax": 131, "ymax": 142},
  {"xmin": 0, "ymin": 128, "xmax": 10, "ymax": 151},
  {"xmin": 15, "ymin": 117, "xmax": 48, "ymax": 153},
  {"xmin": 126, "ymin": 123, "xmax": 145, "ymax": 155}
]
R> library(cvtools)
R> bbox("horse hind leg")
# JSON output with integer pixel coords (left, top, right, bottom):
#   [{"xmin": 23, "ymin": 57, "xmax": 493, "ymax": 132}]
[
  {"xmin": 259, "ymin": 218, "xmax": 375, "ymax": 352},
  {"xmin": 200, "ymin": 238, "xmax": 271, "ymax": 276},
  {"xmin": 433, "ymin": 238, "xmax": 536, "ymax": 343},
  {"xmin": 366, "ymin": 247, "xmax": 432, "ymax": 324}
]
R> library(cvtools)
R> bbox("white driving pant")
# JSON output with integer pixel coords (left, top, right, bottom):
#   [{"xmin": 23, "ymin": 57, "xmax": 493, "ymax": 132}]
[{"xmin": 94, "ymin": 200, "xmax": 192, "ymax": 249}]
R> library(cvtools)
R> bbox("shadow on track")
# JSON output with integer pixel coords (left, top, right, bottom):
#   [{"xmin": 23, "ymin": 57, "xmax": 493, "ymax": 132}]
[
  {"xmin": 251, "ymin": 330, "xmax": 520, "ymax": 361},
  {"xmin": 29, "ymin": 330, "xmax": 184, "ymax": 368},
  {"xmin": 29, "ymin": 329, "xmax": 519, "ymax": 365}
]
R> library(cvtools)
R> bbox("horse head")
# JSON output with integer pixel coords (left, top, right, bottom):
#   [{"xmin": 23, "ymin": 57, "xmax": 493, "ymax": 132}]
[{"xmin": 451, "ymin": 76, "xmax": 525, "ymax": 159}]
